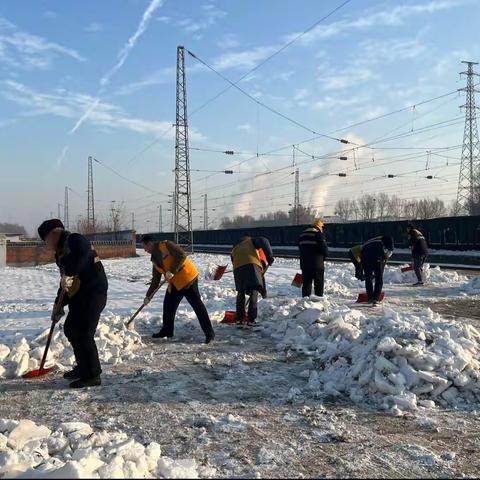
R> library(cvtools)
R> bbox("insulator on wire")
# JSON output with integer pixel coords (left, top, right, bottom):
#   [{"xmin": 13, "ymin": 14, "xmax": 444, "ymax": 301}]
[
  {"xmin": 387, "ymin": 174, "xmax": 395, "ymax": 178},
  {"xmin": 224, "ymin": 150, "xmax": 234, "ymax": 155},
  {"xmin": 224, "ymin": 170, "xmax": 233, "ymax": 174},
  {"xmin": 338, "ymin": 173, "xmax": 347, "ymax": 177},
  {"xmin": 340, "ymin": 139, "xmax": 349, "ymax": 144},
  {"xmin": 426, "ymin": 175, "xmax": 433, "ymax": 179},
  {"xmin": 339, "ymin": 156, "xmax": 348, "ymax": 161}
]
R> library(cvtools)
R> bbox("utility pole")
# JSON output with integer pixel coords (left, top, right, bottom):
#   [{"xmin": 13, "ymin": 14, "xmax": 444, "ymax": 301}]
[
  {"xmin": 57, "ymin": 203, "xmax": 62, "ymax": 220},
  {"xmin": 294, "ymin": 169, "xmax": 300, "ymax": 225},
  {"xmin": 174, "ymin": 46, "xmax": 193, "ymax": 251},
  {"xmin": 159, "ymin": 204, "xmax": 163, "ymax": 232},
  {"xmin": 456, "ymin": 61, "xmax": 480, "ymax": 215},
  {"xmin": 87, "ymin": 156, "xmax": 95, "ymax": 233},
  {"xmin": 203, "ymin": 194, "xmax": 208, "ymax": 230},
  {"xmin": 64, "ymin": 187, "xmax": 69, "ymax": 229},
  {"xmin": 131, "ymin": 212, "xmax": 135, "ymax": 231},
  {"xmin": 171, "ymin": 192, "xmax": 175, "ymax": 232}
]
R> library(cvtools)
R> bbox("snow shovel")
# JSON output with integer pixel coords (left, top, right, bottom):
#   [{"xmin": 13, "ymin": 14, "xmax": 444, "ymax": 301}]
[
  {"xmin": 126, "ymin": 280, "xmax": 165, "ymax": 330},
  {"xmin": 292, "ymin": 273, "xmax": 303, "ymax": 288},
  {"xmin": 356, "ymin": 292, "xmax": 385, "ymax": 303},
  {"xmin": 401, "ymin": 265, "xmax": 413, "ymax": 273},
  {"xmin": 207, "ymin": 265, "xmax": 231, "ymax": 281},
  {"xmin": 23, "ymin": 290, "xmax": 66, "ymax": 379},
  {"xmin": 222, "ymin": 299, "xmax": 250, "ymax": 324}
]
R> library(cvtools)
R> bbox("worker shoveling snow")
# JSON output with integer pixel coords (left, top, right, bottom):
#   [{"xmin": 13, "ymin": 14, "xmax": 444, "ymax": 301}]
[
  {"xmin": 260, "ymin": 296, "xmax": 480, "ymax": 414},
  {"xmin": 0, "ymin": 315, "xmax": 143, "ymax": 379},
  {"xmin": 0, "ymin": 418, "xmax": 213, "ymax": 478}
]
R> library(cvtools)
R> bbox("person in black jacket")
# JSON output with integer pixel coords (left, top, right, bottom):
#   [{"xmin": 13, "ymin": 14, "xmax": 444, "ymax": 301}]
[
  {"xmin": 407, "ymin": 224, "xmax": 429, "ymax": 286},
  {"xmin": 231, "ymin": 236, "xmax": 274, "ymax": 325},
  {"xmin": 360, "ymin": 235, "xmax": 394, "ymax": 306},
  {"xmin": 38, "ymin": 219, "xmax": 108, "ymax": 388},
  {"xmin": 298, "ymin": 219, "xmax": 328, "ymax": 297}
]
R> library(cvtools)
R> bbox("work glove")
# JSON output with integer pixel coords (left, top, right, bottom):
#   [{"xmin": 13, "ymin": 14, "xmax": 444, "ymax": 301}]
[
  {"xmin": 165, "ymin": 271, "xmax": 174, "ymax": 281},
  {"xmin": 60, "ymin": 275, "xmax": 75, "ymax": 292},
  {"xmin": 384, "ymin": 249, "xmax": 393, "ymax": 259},
  {"xmin": 143, "ymin": 296, "xmax": 151, "ymax": 306},
  {"xmin": 52, "ymin": 306, "xmax": 65, "ymax": 324}
]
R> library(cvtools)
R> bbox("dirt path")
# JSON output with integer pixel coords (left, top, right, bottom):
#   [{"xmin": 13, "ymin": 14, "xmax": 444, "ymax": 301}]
[{"xmin": 1, "ymin": 317, "xmax": 480, "ymax": 478}]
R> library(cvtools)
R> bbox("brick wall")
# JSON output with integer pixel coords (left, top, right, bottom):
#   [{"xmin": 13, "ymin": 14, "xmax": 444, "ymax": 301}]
[{"xmin": 6, "ymin": 240, "xmax": 136, "ymax": 267}]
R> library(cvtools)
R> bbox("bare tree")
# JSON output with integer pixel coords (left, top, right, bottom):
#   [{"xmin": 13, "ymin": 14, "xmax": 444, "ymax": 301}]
[
  {"xmin": 386, "ymin": 195, "xmax": 404, "ymax": 219},
  {"xmin": 416, "ymin": 198, "xmax": 447, "ymax": 219},
  {"xmin": 376, "ymin": 193, "xmax": 390, "ymax": 221},
  {"xmin": 334, "ymin": 199, "xmax": 356, "ymax": 221},
  {"xmin": 357, "ymin": 194, "xmax": 377, "ymax": 220}
]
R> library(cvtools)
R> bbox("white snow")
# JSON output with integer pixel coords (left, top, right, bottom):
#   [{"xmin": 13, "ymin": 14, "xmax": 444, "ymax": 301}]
[
  {"xmin": 0, "ymin": 418, "xmax": 207, "ymax": 479},
  {"xmin": 0, "ymin": 250, "xmax": 479, "ymax": 421}
]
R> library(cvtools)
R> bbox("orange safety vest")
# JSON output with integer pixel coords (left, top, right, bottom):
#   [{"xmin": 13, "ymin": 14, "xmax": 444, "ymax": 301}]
[
  {"xmin": 153, "ymin": 241, "xmax": 198, "ymax": 292},
  {"xmin": 232, "ymin": 238, "xmax": 267, "ymax": 271}
]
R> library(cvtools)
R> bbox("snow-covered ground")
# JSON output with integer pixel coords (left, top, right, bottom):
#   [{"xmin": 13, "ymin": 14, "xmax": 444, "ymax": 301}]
[{"xmin": 0, "ymin": 252, "xmax": 480, "ymax": 478}]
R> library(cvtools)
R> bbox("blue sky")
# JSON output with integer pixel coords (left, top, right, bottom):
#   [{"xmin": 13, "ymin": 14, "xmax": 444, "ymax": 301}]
[{"xmin": 0, "ymin": 0, "xmax": 478, "ymax": 234}]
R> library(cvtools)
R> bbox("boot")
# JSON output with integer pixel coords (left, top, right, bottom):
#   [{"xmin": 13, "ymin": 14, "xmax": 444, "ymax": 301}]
[
  {"xmin": 63, "ymin": 366, "xmax": 80, "ymax": 380},
  {"xmin": 152, "ymin": 328, "xmax": 173, "ymax": 339},
  {"xmin": 69, "ymin": 376, "xmax": 101, "ymax": 389},
  {"xmin": 412, "ymin": 281, "xmax": 424, "ymax": 286},
  {"xmin": 205, "ymin": 333, "xmax": 215, "ymax": 344}
]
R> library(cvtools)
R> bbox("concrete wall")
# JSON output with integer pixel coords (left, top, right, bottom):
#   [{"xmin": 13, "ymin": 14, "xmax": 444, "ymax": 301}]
[{"xmin": 6, "ymin": 240, "xmax": 136, "ymax": 267}]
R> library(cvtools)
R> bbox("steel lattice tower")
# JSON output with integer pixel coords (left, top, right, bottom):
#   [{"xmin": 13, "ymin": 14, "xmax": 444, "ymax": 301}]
[
  {"xmin": 456, "ymin": 61, "xmax": 480, "ymax": 215},
  {"xmin": 87, "ymin": 156, "xmax": 95, "ymax": 233},
  {"xmin": 64, "ymin": 187, "xmax": 69, "ymax": 229},
  {"xmin": 174, "ymin": 46, "xmax": 193, "ymax": 250},
  {"xmin": 294, "ymin": 168, "xmax": 300, "ymax": 225}
]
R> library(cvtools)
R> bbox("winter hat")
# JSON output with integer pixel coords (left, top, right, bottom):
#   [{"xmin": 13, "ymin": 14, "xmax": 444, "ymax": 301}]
[
  {"xmin": 314, "ymin": 219, "xmax": 324, "ymax": 231},
  {"xmin": 382, "ymin": 235, "xmax": 394, "ymax": 251},
  {"xmin": 37, "ymin": 219, "xmax": 64, "ymax": 241}
]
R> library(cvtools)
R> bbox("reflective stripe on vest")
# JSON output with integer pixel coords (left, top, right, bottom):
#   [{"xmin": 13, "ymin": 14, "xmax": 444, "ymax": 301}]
[
  {"xmin": 232, "ymin": 239, "xmax": 262, "ymax": 270},
  {"xmin": 350, "ymin": 244, "xmax": 362, "ymax": 262},
  {"xmin": 412, "ymin": 229, "xmax": 426, "ymax": 241},
  {"xmin": 153, "ymin": 241, "xmax": 198, "ymax": 291}
]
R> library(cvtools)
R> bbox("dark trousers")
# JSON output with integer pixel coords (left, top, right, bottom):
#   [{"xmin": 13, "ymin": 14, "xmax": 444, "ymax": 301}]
[
  {"xmin": 413, "ymin": 255, "xmax": 427, "ymax": 282},
  {"xmin": 236, "ymin": 289, "xmax": 259, "ymax": 322},
  {"xmin": 64, "ymin": 292, "xmax": 106, "ymax": 379},
  {"xmin": 348, "ymin": 251, "xmax": 364, "ymax": 281},
  {"xmin": 301, "ymin": 269, "xmax": 324, "ymax": 297},
  {"xmin": 162, "ymin": 279, "xmax": 214, "ymax": 338},
  {"xmin": 363, "ymin": 260, "xmax": 385, "ymax": 302}
]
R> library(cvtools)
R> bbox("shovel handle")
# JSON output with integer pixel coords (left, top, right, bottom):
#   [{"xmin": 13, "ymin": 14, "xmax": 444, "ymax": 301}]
[
  {"xmin": 39, "ymin": 290, "xmax": 66, "ymax": 372},
  {"xmin": 126, "ymin": 280, "xmax": 165, "ymax": 327}
]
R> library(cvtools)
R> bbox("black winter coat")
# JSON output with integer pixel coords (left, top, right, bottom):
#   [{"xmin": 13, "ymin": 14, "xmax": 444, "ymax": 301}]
[
  {"xmin": 298, "ymin": 227, "xmax": 328, "ymax": 271},
  {"xmin": 408, "ymin": 230, "xmax": 428, "ymax": 256},
  {"xmin": 361, "ymin": 238, "xmax": 392, "ymax": 267},
  {"xmin": 55, "ymin": 231, "xmax": 108, "ymax": 305}
]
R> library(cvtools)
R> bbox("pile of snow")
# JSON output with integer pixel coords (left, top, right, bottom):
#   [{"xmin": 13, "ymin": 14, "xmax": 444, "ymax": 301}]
[
  {"xmin": 262, "ymin": 298, "xmax": 480, "ymax": 414},
  {"xmin": 463, "ymin": 276, "xmax": 480, "ymax": 294},
  {"xmin": 384, "ymin": 264, "xmax": 466, "ymax": 285},
  {"xmin": 0, "ymin": 315, "xmax": 143, "ymax": 379},
  {"xmin": 0, "ymin": 419, "xmax": 213, "ymax": 478}
]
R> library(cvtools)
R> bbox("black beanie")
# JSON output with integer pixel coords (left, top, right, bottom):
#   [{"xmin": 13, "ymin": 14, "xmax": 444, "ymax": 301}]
[{"xmin": 38, "ymin": 219, "xmax": 64, "ymax": 240}]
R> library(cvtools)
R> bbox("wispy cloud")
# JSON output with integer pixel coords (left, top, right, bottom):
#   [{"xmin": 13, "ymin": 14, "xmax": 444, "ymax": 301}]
[
  {"xmin": 318, "ymin": 66, "xmax": 377, "ymax": 90},
  {"xmin": 100, "ymin": 0, "xmax": 165, "ymax": 88},
  {"xmin": 237, "ymin": 123, "xmax": 252, "ymax": 131},
  {"xmin": 115, "ymin": 66, "xmax": 175, "ymax": 96},
  {"xmin": 312, "ymin": 95, "xmax": 367, "ymax": 111},
  {"xmin": 285, "ymin": 0, "xmax": 465, "ymax": 44},
  {"xmin": 70, "ymin": 0, "xmax": 166, "ymax": 134},
  {"xmin": 0, "ymin": 16, "xmax": 85, "ymax": 70},
  {"xmin": 56, "ymin": 146, "xmax": 69, "ymax": 168},
  {"xmin": 3, "ymin": 80, "xmax": 207, "ymax": 141},
  {"xmin": 212, "ymin": 45, "xmax": 279, "ymax": 71},
  {"xmin": 175, "ymin": 4, "xmax": 227, "ymax": 35},
  {"xmin": 85, "ymin": 22, "xmax": 104, "ymax": 33},
  {"xmin": 217, "ymin": 34, "xmax": 240, "ymax": 50},
  {"xmin": 156, "ymin": 16, "xmax": 171, "ymax": 23}
]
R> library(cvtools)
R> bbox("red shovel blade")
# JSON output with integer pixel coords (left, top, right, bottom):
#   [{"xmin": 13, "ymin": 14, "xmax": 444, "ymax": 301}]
[
  {"xmin": 213, "ymin": 265, "xmax": 228, "ymax": 281},
  {"xmin": 356, "ymin": 292, "xmax": 385, "ymax": 303},
  {"xmin": 221, "ymin": 311, "xmax": 237, "ymax": 324},
  {"xmin": 22, "ymin": 367, "xmax": 55, "ymax": 379},
  {"xmin": 401, "ymin": 265, "xmax": 413, "ymax": 273},
  {"xmin": 292, "ymin": 273, "xmax": 303, "ymax": 288}
]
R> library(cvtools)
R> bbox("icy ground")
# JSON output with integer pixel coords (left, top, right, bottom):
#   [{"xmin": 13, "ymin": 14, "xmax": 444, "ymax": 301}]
[{"xmin": 0, "ymin": 252, "xmax": 480, "ymax": 478}]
